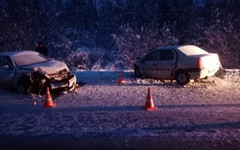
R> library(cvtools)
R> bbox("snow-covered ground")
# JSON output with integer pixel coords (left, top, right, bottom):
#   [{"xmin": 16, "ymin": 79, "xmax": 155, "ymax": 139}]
[{"xmin": 0, "ymin": 69, "xmax": 240, "ymax": 148}]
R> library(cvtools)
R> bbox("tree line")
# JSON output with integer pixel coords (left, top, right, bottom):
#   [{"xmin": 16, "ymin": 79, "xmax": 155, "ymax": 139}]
[{"xmin": 0, "ymin": 0, "xmax": 240, "ymax": 69}]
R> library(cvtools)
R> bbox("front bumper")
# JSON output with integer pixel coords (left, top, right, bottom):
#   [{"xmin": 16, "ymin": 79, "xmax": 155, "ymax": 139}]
[{"xmin": 50, "ymin": 74, "xmax": 77, "ymax": 91}]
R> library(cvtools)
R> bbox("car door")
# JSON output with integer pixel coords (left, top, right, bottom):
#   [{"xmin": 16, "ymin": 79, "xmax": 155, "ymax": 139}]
[
  {"xmin": 0, "ymin": 56, "xmax": 15, "ymax": 87},
  {"xmin": 157, "ymin": 49, "xmax": 176, "ymax": 78},
  {"xmin": 141, "ymin": 50, "xmax": 160, "ymax": 77}
]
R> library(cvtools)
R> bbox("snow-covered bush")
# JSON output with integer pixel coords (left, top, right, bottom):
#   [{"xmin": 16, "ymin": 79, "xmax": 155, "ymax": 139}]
[{"xmin": 65, "ymin": 47, "xmax": 114, "ymax": 70}]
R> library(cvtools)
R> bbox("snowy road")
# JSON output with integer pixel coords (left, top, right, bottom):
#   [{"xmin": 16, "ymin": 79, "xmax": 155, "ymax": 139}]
[{"xmin": 0, "ymin": 70, "xmax": 240, "ymax": 149}]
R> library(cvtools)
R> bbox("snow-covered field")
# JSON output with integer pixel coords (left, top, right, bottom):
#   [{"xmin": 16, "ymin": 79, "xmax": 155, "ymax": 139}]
[{"xmin": 0, "ymin": 69, "xmax": 240, "ymax": 149}]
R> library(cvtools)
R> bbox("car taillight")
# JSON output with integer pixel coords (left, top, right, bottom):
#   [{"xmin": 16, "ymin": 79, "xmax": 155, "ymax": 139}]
[{"xmin": 197, "ymin": 58, "xmax": 203, "ymax": 68}]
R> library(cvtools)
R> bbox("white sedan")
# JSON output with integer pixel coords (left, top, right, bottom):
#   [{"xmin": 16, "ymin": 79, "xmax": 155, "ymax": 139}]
[{"xmin": 0, "ymin": 51, "xmax": 77, "ymax": 94}]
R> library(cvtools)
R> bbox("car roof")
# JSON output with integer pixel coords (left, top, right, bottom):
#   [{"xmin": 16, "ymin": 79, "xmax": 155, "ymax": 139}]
[
  {"xmin": 154, "ymin": 45, "xmax": 208, "ymax": 55},
  {"xmin": 0, "ymin": 50, "xmax": 39, "ymax": 57}
]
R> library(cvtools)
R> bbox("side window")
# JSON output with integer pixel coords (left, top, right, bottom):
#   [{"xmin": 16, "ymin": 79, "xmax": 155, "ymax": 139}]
[
  {"xmin": 145, "ymin": 50, "xmax": 160, "ymax": 61},
  {"xmin": 159, "ymin": 50, "xmax": 175, "ymax": 61},
  {"xmin": 0, "ymin": 57, "xmax": 11, "ymax": 70}
]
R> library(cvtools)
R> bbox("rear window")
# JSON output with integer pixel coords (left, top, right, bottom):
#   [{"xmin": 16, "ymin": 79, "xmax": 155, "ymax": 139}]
[
  {"xmin": 178, "ymin": 45, "xmax": 208, "ymax": 56},
  {"xmin": 12, "ymin": 53, "xmax": 49, "ymax": 67}
]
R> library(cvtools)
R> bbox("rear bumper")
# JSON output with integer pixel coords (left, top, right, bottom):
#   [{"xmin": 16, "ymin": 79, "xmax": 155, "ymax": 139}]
[{"xmin": 188, "ymin": 68, "xmax": 219, "ymax": 79}]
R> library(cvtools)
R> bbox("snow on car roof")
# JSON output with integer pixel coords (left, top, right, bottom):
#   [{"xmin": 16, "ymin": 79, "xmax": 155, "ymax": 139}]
[
  {"xmin": 0, "ymin": 50, "xmax": 39, "ymax": 57},
  {"xmin": 0, "ymin": 50, "xmax": 51, "ymax": 68},
  {"xmin": 177, "ymin": 45, "xmax": 208, "ymax": 55},
  {"xmin": 154, "ymin": 45, "xmax": 208, "ymax": 55}
]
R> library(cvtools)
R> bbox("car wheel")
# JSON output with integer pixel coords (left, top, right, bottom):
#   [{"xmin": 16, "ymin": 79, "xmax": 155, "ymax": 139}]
[
  {"xmin": 134, "ymin": 66, "xmax": 142, "ymax": 78},
  {"xmin": 17, "ymin": 78, "xmax": 30, "ymax": 94},
  {"xmin": 176, "ymin": 72, "xmax": 190, "ymax": 85},
  {"xmin": 17, "ymin": 84, "xmax": 29, "ymax": 94}
]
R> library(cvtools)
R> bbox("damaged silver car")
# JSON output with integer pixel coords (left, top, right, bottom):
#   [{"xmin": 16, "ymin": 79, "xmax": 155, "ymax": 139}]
[{"xmin": 0, "ymin": 51, "xmax": 77, "ymax": 94}]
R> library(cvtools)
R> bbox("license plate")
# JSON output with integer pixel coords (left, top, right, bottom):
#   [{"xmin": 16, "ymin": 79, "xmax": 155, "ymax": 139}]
[{"xmin": 51, "ymin": 82, "xmax": 68, "ymax": 89}]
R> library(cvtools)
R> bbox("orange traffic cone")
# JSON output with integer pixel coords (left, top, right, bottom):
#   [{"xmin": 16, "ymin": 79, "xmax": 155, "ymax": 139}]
[
  {"xmin": 118, "ymin": 71, "xmax": 124, "ymax": 84},
  {"xmin": 143, "ymin": 87, "xmax": 158, "ymax": 111},
  {"xmin": 43, "ymin": 87, "xmax": 56, "ymax": 108}
]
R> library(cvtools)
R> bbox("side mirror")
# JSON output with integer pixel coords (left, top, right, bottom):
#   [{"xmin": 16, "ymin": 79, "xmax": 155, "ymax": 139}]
[
  {"xmin": 3, "ymin": 65, "xmax": 10, "ymax": 69},
  {"xmin": 3, "ymin": 64, "xmax": 13, "ymax": 70}
]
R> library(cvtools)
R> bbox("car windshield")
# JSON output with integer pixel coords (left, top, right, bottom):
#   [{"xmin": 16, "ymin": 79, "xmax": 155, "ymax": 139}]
[
  {"xmin": 12, "ymin": 53, "xmax": 49, "ymax": 67},
  {"xmin": 178, "ymin": 45, "xmax": 208, "ymax": 56}
]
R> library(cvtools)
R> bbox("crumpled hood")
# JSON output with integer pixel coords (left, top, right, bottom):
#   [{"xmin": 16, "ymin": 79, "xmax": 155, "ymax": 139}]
[{"xmin": 21, "ymin": 60, "xmax": 69, "ymax": 75}]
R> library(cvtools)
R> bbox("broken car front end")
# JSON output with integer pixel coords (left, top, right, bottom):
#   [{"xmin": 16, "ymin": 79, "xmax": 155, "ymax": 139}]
[{"xmin": 29, "ymin": 68, "xmax": 77, "ymax": 95}]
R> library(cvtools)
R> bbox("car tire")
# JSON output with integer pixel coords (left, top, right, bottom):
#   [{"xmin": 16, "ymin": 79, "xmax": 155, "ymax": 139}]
[
  {"xmin": 17, "ymin": 78, "xmax": 30, "ymax": 94},
  {"xmin": 134, "ymin": 66, "xmax": 142, "ymax": 78},
  {"xmin": 176, "ymin": 72, "xmax": 190, "ymax": 85}
]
